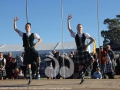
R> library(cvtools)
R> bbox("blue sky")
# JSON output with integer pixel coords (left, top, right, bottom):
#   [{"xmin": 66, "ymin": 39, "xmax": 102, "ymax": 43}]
[{"xmin": 0, "ymin": 0, "xmax": 120, "ymax": 49}]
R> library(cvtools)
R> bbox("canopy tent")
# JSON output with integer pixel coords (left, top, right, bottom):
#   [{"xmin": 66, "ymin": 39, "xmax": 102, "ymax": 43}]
[
  {"xmin": 0, "ymin": 42, "xmax": 77, "ymax": 57},
  {"xmin": 108, "ymin": 41, "xmax": 120, "ymax": 50}
]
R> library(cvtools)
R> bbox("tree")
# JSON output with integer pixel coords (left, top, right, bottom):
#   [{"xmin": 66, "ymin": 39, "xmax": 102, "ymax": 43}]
[{"xmin": 101, "ymin": 15, "xmax": 120, "ymax": 46}]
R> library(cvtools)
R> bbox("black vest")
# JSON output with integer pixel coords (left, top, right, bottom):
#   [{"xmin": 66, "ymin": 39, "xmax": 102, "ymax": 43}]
[
  {"xmin": 22, "ymin": 33, "xmax": 34, "ymax": 47},
  {"xmin": 0, "ymin": 58, "xmax": 4, "ymax": 68},
  {"xmin": 75, "ymin": 33, "xmax": 86, "ymax": 49}
]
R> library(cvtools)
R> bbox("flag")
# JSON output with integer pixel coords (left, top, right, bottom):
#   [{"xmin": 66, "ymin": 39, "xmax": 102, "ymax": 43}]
[{"xmin": 93, "ymin": 40, "xmax": 96, "ymax": 54}]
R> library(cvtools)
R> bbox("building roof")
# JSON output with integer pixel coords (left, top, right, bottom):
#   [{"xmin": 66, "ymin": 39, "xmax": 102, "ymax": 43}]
[{"xmin": 0, "ymin": 42, "xmax": 77, "ymax": 57}]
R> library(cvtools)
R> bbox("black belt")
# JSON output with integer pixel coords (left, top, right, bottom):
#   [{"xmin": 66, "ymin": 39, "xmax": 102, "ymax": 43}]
[
  {"xmin": 24, "ymin": 46, "xmax": 34, "ymax": 48},
  {"xmin": 77, "ymin": 45, "xmax": 86, "ymax": 50}
]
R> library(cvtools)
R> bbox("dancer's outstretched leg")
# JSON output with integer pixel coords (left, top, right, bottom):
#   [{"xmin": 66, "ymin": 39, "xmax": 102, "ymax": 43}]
[
  {"xmin": 80, "ymin": 72, "xmax": 85, "ymax": 84},
  {"xmin": 79, "ymin": 67, "xmax": 86, "ymax": 84},
  {"xmin": 37, "ymin": 63, "xmax": 40, "ymax": 80},
  {"xmin": 37, "ymin": 57, "xmax": 41, "ymax": 80},
  {"xmin": 79, "ymin": 62, "xmax": 93, "ymax": 84},
  {"xmin": 28, "ymin": 68, "xmax": 32, "ymax": 85},
  {"xmin": 27, "ymin": 64, "xmax": 32, "ymax": 85}
]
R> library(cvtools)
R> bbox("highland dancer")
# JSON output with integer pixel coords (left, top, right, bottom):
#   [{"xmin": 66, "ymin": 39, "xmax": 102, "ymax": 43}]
[
  {"xmin": 14, "ymin": 17, "xmax": 42, "ymax": 85},
  {"xmin": 67, "ymin": 15, "xmax": 94, "ymax": 84}
]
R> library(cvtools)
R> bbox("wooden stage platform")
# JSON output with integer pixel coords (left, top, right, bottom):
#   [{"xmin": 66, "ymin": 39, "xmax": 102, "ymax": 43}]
[{"xmin": 0, "ymin": 79, "xmax": 120, "ymax": 90}]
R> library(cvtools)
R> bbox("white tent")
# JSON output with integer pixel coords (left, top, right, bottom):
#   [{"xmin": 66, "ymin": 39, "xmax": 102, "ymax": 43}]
[{"xmin": 0, "ymin": 42, "xmax": 77, "ymax": 57}]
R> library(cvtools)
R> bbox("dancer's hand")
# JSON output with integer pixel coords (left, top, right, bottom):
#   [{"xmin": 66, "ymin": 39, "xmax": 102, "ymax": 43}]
[
  {"xmin": 33, "ymin": 43, "xmax": 36, "ymax": 46},
  {"xmin": 85, "ymin": 45, "xmax": 89, "ymax": 49},
  {"xmin": 68, "ymin": 14, "xmax": 72, "ymax": 20},
  {"xmin": 90, "ymin": 59, "xmax": 94, "ymax": 64},
  {"xmin": 14, "ymin": 17, "xmax": 18, "ymax": 22}
]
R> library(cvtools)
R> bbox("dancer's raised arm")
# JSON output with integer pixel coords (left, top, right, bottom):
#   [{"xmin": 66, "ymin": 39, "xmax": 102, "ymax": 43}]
[
  {"xmin": 67, "ymin": 15, "xmax": 73, "ymax": 34},
  {"xmin": 14, "ymin": 17, "xmax": 20, "ymax": 33}
]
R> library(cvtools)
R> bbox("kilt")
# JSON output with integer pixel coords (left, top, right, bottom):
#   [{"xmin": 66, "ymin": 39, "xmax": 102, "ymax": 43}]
[
  {"xmin": 23, "ymin": 47, "xmax": 39, "ymax": 65},
  {"xmin": 75, "ymin": 48, "xmax": 93, "ymax": 66},
  {"xmin": 0, "ymin": 69, "xmax": 6, "ymax": 77}
]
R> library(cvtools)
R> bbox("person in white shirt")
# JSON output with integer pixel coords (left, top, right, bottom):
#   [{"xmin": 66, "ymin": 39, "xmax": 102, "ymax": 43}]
[
  {"xmin": 0, "ymin": 52, "xmax": 6, "ymax": 80},
  {"xmin": 67, "ymin": 15, "xmax": 94, "ymax": 84},
  {"xmin": 13, "ymin": 17, "xmax": 42, "ymax": 85}
]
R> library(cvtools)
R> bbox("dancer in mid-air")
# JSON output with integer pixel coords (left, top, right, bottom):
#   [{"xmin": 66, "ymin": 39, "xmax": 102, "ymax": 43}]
[
  {"xmin": 14, "ymin": 17, "xmax": 42, "ymax": 85},
  {"xmin": 67, "ymin": 15, "xmax": 94, "ymax": 84}
]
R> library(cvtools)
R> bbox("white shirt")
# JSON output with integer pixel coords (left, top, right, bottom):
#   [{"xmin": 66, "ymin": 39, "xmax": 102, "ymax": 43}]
[
  {"xmin": 71, "ymin": 31, "xmax": 90, "ymax": 39},
  {"xmin": 18, "ymin": 30, "xmax": 40, "ymax": 40},
  {"xmin": 0, "ymin": 58, "xmax": 6, "ymax": 63}
]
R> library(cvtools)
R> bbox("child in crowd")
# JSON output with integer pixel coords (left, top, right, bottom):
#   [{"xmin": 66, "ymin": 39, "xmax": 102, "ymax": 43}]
[
  {"xmin": 13, "ymin": 67, "xmax": 19, "ymax": 79},
  {"xmin": 17, "ymin": 69, "xmax": 24, "ymax": 79},
  {"xmin": 91, "ymin": 67, "xmax": 102, "ymax": 79}
]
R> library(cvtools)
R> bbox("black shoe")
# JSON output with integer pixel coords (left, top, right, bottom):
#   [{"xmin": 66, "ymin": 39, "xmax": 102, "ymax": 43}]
[
  {"xmin": 79, "ymin": 79, "xmax": 84, "ymax": 84},
  {"xmin": 28, "ymin": 80, "xmax": 32, "ymax": 85}
]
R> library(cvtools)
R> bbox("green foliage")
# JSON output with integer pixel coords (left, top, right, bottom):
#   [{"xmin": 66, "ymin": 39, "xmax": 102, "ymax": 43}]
[{"xmin": 101, "ymin": 15, "xmax": 120, "ymax": 46}]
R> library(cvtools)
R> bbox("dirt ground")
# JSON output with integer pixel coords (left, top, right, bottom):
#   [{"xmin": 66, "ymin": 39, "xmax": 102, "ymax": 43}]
[{"xmin": 0, "ymin": 78, "xmax": 120, "ymax": 90}]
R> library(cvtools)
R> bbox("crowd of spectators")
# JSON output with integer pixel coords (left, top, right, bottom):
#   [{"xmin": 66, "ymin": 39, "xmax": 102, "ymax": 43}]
[{"xmin": 0, "ymin": 44, "xmax": 120, "ymax": 80}]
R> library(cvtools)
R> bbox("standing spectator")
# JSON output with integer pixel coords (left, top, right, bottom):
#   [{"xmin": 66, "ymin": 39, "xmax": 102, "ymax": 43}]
[
  {"xmin": 54, "ymin": 51, "xmax": 61, "ymax": 79},
  {"xmin": 91, "ymin": 53, "xmax": 99, "ymax": 76},
  {"xmin": 11, "ymin": 58, "xmax": 17, "ymax": 79},
  {"xmin": 51, "ymin": 50, "xmax": 56, "ymax": 69},
  {"xmin": 19, "ymin": 51, "xmax": 26, "ymax": 77},
  {"xmin": 52, "ymin": 50, "xmax": 56, "ymax": 56},
  {"xmin": 69, "ymin": 53, "xmax": 74, "ymax": 79},
  {"xmin": 100, "ymin": 46, "xmax": 107, "ymax": 79},
  {"xmin": 17, "ymin": 51, "xmax": 24, "ymax": 68},
  {"xmin": 106, "ymin": 45, "xmax": 115, "ymax": 72},
  {"xmin": 0, "ymin": 52, "xmax": 6, "ymax": 80},
  {"xmin": 105, "ymin": 55, "xmax": 114, "ymax": 79},
  {"xmin": 116, "ymin": 54, "xmax": 120, "ymax": 74},
  {"xmin": 6, "ymin": 52, "xmax": 13, "ymax": 79}
]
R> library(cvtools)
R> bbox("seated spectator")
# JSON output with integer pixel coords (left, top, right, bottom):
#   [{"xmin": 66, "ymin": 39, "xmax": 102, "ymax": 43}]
[
  {"xmin": 6, "ymin": 52, "xmax": 13, "ymax": 79},
  {"xmin": 13, "ymin": 67, "xmax": 19, "ymax": 79},
  {"xmin": 17, "ymin": 69, "xmax": 24, "ymax": 79},
  {"xmin": 116, "ymin": 54, "xmax": 120, "ymax": 74},
  {"xmin": 91, "ymin": 67, "xmax": 102, "ymax": 79}
]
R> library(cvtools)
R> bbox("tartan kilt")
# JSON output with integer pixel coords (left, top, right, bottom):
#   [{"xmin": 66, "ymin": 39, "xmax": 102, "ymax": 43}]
[
  {"xmin": 0, "ymin": 69, "xmax": 6, "ymax": 77},
  {"xmin": 23, "ymin": 47, "xmax": 39, "ymax": 65},
  {"xmin": 75, "ymin": 48, "xmax": 93, "ymax": 66}
]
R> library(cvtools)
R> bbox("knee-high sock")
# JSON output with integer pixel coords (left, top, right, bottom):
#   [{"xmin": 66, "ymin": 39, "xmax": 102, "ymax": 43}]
[
  {"xmin": 79, "ymin": 71, "xmax": 84, "ymax": 79},
  {"xmin": 37, "ymin": 62, "xmax": 40, "ymax": 78},
  {"xmin": 79, "ymin": 67, "xmax": 86, "ymax": 79},
  {"xmin": 28, "ymin": 68, "xmax": 32, "ymax": 80}
]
